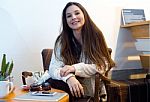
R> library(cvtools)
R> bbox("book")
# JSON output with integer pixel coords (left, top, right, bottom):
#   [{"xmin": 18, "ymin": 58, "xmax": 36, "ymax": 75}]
[
  {"xmin": 13, "ymin": 92, "xmax": 68, "ymax": 102},
  {"xmin": 121, "ymin": 9, "xmax": 146, "ymax": 25}
]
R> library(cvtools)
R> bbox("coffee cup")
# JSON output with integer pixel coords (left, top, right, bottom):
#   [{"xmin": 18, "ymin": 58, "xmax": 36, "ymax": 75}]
[{"xmin": 0, "ymin": 81, "xmax": 14, "ymax": 98}]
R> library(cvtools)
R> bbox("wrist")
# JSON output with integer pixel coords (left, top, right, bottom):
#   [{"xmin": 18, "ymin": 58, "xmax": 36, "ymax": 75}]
[
  {"xmin": 71, "ymin": 65, "xmax": 76, "ymax": 72},
  {"xmin": 66, "ymin": 75, "xmax": 75, "ymax": 83}
]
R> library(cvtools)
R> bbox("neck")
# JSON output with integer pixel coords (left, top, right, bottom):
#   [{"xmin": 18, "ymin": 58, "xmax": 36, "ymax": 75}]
[{"xmin": 73, "ymin": 30, "xmax": 82, "ymax": 45}]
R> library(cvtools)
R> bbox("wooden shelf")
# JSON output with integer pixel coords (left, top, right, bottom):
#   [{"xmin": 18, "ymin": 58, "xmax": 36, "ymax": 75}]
[
  {"xmin": 140, "ymin": 54, "xmax": 150, "ymax": 68},
  {"xmin": 121, "ymin": 21, "xmax": 150, "ymax": 68},
  {"xmin": 121, "ymin": 20, "xmax": 150, "ymax": 28},
  {"xmin": 121, "ymin": 20, "xmax": 150, "ymax": 39}
]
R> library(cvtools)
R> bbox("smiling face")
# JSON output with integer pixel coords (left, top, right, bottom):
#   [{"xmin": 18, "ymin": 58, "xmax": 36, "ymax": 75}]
[{"xmin": 66, "ymin": 5, "xmax": 85, "ymax": 33}]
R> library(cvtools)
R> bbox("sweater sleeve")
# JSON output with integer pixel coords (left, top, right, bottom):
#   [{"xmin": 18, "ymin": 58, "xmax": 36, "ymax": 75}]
[
  {"xmin": 72, "ymin": 57, "xmax": 109, "ymax": 77},
  {"xmin": 72, "ymin": 62, "xmax": 98, "ymax": 77},
  {"xmin": 49, "ymin": 47, "xmax": 74, "ymax": 82}
]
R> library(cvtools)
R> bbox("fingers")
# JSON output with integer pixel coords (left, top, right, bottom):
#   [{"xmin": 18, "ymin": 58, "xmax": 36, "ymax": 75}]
[
  {"xmin": 78, "ymin": 83, "xmax": 84, "ymax": 96},
  {"xmin": 60, "ymin": 65, "xmax": 75, "ymax": 77},
  {"xmin": 68, "ymin": 84, "xmax": 74, "ymax": 97},
  {"xmin": 72, "ymin": 85, "xmax": 78, "ymax": 97},
  {"xmin": 69, "ymin": 84, "xmax": 83, "ymax": 97},
  {"xmin": 60, "ymin": 68, "xmax": 69, "ymax": 77},
  {"xmin": 60, "ymin": 66, "xmax": 67, "ymax": 77},
  {"xmin": 63, "ymin": 68, "xmax": 70, "ymax": 76},
  {"xmin": 67, "ymin": 77, "xmax": 84, "ymax": 97},
  {"xmin": 75, "ymin": 84, "xmax": 82, "ymax": 97},
  {"xmin": 63, "ymin": 69, "xmax": 71, "ymax": 76},
  {"xmin": 72, "ymin": 84, "xmax": 84, "ymax": 97}
]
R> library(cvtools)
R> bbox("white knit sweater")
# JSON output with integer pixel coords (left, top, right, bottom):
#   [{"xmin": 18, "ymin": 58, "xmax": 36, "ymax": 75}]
[{"xmin": 38, "ymin": 46, "xmax": 108, "ymax": 96}]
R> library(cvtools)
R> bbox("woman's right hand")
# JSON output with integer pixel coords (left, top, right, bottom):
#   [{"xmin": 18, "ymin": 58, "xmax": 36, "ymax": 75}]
[
  {"xmin": 66, "ymin": 76, "xmax": 84, "ymax": 97},
  {"xmin": 60, "ymin": 65, "xmax": 75, "ymax": 77}
]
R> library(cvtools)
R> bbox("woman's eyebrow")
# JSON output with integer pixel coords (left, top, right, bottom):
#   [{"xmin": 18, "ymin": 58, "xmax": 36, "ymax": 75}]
[
  {"xmin": 74, "ymin": 10, "xmax": 80, "ymax": 12},
  {"xmin": 66, "ymin": 10, "xmax": 80, "ymax": 15}
]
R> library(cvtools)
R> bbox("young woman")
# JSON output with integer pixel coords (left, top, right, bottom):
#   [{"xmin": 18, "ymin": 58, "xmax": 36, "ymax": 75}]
[{"xmin": 39, "ymin": 2, "xmax": 115, "ymax": 101}]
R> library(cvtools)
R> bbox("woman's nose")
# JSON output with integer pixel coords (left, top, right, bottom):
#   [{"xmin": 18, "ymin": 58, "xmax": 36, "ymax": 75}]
[{"xmin": 72, "ymin": 14, "xmax": 77, "ymax": 19}]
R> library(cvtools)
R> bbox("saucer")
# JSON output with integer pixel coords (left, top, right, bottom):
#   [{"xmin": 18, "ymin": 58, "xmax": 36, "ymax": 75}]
[{"xmin": 21, "ymin": 85, "xmax": 30, "ymax": 91}]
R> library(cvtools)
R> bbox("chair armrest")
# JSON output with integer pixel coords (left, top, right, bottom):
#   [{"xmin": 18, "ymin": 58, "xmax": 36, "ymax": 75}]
[
  {"xmin": 94, "ymin": 72, "xmax": 112, "ymax": 102},
  {"xmin": 94, "ymin": 73, "xmax": 100, "ymax": 102}
]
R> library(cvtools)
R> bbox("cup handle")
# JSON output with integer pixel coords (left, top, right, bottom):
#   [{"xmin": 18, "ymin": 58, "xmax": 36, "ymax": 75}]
[{"xmin": 9, "ymin": 82, "xmax": 14, "ymax": 93}]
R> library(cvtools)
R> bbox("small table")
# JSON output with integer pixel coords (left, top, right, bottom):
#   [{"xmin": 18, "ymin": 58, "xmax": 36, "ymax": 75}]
[{"xmin": 0, "ymin": 86, "xmax": 69, "ymax": 102}]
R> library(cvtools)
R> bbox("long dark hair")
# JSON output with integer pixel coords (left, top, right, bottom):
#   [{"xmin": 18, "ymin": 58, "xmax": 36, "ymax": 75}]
[{"xmin": 54, "ymin": 2, "xmax": 115, "ymax": 70}]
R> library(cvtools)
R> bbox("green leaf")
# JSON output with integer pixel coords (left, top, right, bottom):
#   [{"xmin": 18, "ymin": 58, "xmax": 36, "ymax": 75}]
[
  {"xmin": 1, "ymin": 54, "xmax": 6, "ymax": 74},
  {"xmin": 8, "ymin": 60, "xmax": 13, "ymax": 75},
  {"xmin": 0, "ymin": 54, "xmax": 14, "ymax": 80},
  {"xmin": 4, "ymin": 62, "xmax": 10, "ymax": 76}
]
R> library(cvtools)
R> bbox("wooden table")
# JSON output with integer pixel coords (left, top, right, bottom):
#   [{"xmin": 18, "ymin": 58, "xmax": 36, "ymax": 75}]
[{"xmin": 0, "ymin": 86, "xmax": 69, "ymax": 102}]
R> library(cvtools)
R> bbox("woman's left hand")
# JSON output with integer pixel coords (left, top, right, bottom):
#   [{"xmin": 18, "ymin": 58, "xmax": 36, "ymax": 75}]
[
  {"xmin": 60, "ymin": 65, "xmax": 75, "ymax": 77},
  {"xmin": 66, "ymin": 76, "xmax": 84, "ymax": 97}
]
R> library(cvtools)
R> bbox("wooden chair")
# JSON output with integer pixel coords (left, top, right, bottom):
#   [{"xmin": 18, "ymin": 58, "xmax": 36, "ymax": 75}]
[{"xmin": 22, "ymin": 48, "xmax": 113, "ymax": 102}]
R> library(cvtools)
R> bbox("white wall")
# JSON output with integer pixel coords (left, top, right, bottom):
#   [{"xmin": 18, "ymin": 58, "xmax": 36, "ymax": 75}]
[{"xmin": 0, "ymin": 0, "xmax": 150, "ymax": 86}]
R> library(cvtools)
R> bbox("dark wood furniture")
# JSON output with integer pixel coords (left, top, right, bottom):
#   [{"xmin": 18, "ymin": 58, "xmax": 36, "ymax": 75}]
[{"xmin": 107, "ymin": 78, "xmax": 150, "ymax": 102}]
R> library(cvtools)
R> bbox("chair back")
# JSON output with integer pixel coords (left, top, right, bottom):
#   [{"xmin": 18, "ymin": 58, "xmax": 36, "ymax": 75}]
[{"xmin": 41, "ymin": 49, "xmax": 53, "ymax": 71}]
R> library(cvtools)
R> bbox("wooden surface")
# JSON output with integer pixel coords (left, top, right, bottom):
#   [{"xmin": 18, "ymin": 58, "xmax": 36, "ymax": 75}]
[
  {"xmin": 129, "ymin": 73, "xmax": 147, "ymax": 79},
  {"xmin": 121, "ymin": 20, "xmax": 150, "ymax": 39},
  {"xmin": 121, "ymin": 20, "xmax": 150, "ymax": 69},
  {"xmin": 121, "ymin": 20, "xmax": 150, "ymax": 28},
  {"xmin": 140, "ymin": 54, "xmax": 150, "ymax": 68},
  {"xmin": 0, "ymin": 86, "xmax": 69, "ymax": 102}
]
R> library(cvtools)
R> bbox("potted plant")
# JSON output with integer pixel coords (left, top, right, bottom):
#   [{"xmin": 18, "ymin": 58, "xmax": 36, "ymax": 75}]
[{"xmin": 0, "ymin": 54, "xmax": 14, "ymax": 81}]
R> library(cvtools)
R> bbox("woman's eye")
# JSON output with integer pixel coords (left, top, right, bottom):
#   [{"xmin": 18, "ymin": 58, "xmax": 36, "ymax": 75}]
[
  {"xmin": 75, "ymin": 12, "xmax": 80, "ymax": 15},
  {"xmin": 66, "ymin": 15, "xmax": 71, "ymax": 18}
]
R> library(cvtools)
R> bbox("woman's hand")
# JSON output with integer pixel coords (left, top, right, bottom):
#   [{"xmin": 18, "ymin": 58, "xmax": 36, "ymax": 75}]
[
  {"xmin": 60, "ymin": 65, "xmax": 75, "ymax": 77},
  {"xmin": 67, "ymin": 76, "xmax": 84, "ymax": 97}
]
